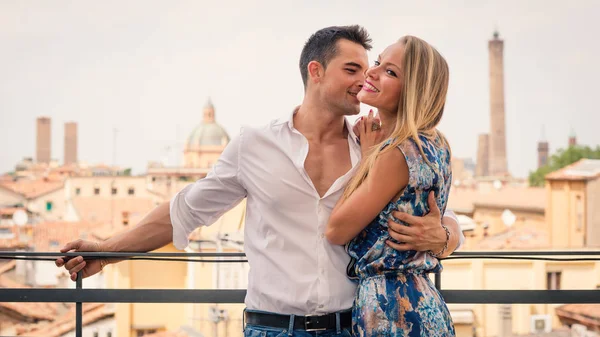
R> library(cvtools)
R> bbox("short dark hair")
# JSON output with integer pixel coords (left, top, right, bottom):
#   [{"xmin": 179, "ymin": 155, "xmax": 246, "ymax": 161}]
[{"xmin": 299, "ymin": 25, "xmax": 372, "ymax": 88}]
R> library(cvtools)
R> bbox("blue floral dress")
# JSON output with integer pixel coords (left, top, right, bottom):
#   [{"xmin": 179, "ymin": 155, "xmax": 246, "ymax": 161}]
[{"xmin": 346, "ymin": 134, "xmax": 455, "ymax": 337}]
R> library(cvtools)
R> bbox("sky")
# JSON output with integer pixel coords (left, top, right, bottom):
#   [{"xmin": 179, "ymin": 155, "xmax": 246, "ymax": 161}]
[{"xmin": 1, "ymin": 0, "xmax": 598, "ymax": 178}]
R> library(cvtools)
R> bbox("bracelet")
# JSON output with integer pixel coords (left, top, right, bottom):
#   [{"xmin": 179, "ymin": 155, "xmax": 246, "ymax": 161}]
[
  {"xmin": 95, "ymin": 242, "xmax": 109, "ymax": 270},
  {"xmin": 428, "ymin": 224, "xmax": 450, "ymax": 258}
]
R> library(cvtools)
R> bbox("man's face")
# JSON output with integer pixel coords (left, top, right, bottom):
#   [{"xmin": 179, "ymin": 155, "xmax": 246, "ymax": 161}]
[{"xmin": 319, "ymin": 40, "xmax": 369, "ymax": 116}]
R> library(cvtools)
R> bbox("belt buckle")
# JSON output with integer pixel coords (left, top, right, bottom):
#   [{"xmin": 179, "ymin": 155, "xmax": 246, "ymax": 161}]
[{"xmin": 304, "ymin": 314, "xmax": 327, "ymax": 332}]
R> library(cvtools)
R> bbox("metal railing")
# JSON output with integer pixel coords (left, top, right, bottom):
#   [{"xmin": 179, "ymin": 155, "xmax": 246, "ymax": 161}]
[{"xmin": 0, "ymin": 250, "xmax": 599, "ymax": 337}]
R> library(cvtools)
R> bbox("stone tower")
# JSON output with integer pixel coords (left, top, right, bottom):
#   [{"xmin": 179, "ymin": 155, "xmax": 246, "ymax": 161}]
[
  {"xmin": 488, "ymin": 31, "xmax": 508, "ymax": 176},
  {"xmin": 64, "ymin": 122, "xmax": 78, "ymax": 165},
  {"xmin": 476, "ymin": 134, "xmax": 490, "ymax": 177},
  {"xmin": 36, "ymin": 117, "xmax": 51, "ymax": 164}
]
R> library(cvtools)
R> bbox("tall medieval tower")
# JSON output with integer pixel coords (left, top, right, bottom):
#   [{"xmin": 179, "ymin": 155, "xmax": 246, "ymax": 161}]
[
  {"xmin": 36, "ymin": 117, "xmax": 51, "ymax": 164},
  {"xmin": 488, "ymin": 31, "xmax": 509, "ymax": 176}
]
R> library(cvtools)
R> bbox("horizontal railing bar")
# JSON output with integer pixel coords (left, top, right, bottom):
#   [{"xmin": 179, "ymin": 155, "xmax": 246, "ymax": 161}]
[
  {"xmin": 441, "ymin": 290, "xmax": 600, "ymax": 304},
  {"xmin": 0, "ymin": 252, "xmax": 247, "ymax": 258},
  {"xmin": 0, "ymin": 251, "xmax": 599, "ymax": 258},
  {"xmin": 0, "ymin": 289, "xmax": 246, "ymax": 303},
  {"xmin": 451, "ymin": 251, "xmax": 600, "ymax": 256},
  {"xmin": 0, "ymin": 289, "xmax": 597, "ymax": 304}
]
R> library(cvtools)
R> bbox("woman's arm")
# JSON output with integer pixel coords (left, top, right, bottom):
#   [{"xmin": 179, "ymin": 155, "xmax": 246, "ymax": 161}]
[{"xmin": 325, "ymin": 148, "xmax": 408, "ymax": 245}]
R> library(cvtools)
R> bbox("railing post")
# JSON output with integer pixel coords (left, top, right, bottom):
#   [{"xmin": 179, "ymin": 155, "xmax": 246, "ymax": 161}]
[
  {"xmin": 76, "ymin": 271, "xmax": 82, "ymax": 337},
  {"xmin": 435, "ymin": 272, "xmax": 441, "ymax": 290}
]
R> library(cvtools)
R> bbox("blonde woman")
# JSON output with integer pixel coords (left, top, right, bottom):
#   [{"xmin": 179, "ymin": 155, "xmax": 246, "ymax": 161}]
[{"xmin": 325, "ymin": 36, "xmax": 455, "ymax": 337}]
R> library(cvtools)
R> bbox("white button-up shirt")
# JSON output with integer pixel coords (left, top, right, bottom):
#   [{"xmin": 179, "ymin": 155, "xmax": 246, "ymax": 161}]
[{"xmin": 170, "ymin": 111, "xmax": 463, "ymax": 315}]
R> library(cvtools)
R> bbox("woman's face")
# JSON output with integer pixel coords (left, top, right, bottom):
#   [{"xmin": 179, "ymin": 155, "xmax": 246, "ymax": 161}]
[{"xmin": 357, "ymin": 41, "xmax": 405, "ymax": 113}]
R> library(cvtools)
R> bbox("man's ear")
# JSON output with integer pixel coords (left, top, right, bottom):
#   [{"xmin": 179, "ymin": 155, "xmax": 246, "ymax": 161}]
[{"xmin": 307, "ymin": 61, "xmax": 324, "ymax": 85}]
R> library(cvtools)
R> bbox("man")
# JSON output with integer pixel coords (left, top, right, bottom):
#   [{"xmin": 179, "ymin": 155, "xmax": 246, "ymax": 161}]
[{"xmin": 56, "ymin": 25, "xmax": 463, "ymax": 337}]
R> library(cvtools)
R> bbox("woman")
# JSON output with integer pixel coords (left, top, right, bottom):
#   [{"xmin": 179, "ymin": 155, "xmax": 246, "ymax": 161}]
[{"xmin": 325, "ymin": 36, "xmax": 455, "ymax": 337}]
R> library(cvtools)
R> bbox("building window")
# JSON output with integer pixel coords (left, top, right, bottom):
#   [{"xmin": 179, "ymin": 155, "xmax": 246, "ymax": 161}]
[
  {"xmin": 128, "ymin": 187, "xmax": 135, "ymax": 196},
  {"xmin": 94, "ymin": 188, "xmax": 100, "ymax": 195},
  {"xmin": 547, "ymin": 271, "xmax": 562, "ymax": 290},
  {"xmin": 112, "ymin": 187, "xmax": 118, "ymax": 195},
  {"xmin": 107, "ymin": 332, "xmax": 112, "ymax": 337},
  {"xmin": 93, "ymin": 332, "xmax": 99, "ymax": 337},
  {"xmin": 136, "ymin": 329, "xmax": 157, "ymax": 337},
  {"xmin": 46, "ymin": 201, "xmax": 53, "ymax": 212},
  {"xmin": 122, "ymin": 211, "xmax": 129, "ymax": 226},
  {"xmin": 75, "ymin": 188, "xmax": 81, "ymax": 195},
  {"xmin": 0, "ymin": 228, "xmax": 14, "ymax": 238}
]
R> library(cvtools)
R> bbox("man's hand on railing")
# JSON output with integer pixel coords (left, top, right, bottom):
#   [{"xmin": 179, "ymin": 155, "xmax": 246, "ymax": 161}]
[{"xmin": 55, "ymin": 239, "xmax": 105, "ymax": 282}]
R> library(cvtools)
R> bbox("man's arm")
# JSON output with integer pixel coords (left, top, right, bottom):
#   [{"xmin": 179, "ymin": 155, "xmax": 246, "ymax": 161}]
[
  {"xmin": 56, "ymin": 128, "xmax": 247, "ymax": 280},
  {"xmin": 55, "ymin": 202, "xmax": 173, "ymax": 281},
  {"xmin": 103, "ymin": 201, "xmax": 173, "ymax": 252},
  {"xmin": 443, "ymin": 210, "xmax": 465, "ymax": 252},
  {"xmin": 386, "ymin": 193, "xmax": 463, "ymax": 258}
]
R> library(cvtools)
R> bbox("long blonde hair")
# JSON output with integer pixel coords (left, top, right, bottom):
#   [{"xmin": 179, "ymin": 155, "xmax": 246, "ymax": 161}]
[{"xmin": 342, "ymin": 35, "xmax": 451, "ymax": 201}]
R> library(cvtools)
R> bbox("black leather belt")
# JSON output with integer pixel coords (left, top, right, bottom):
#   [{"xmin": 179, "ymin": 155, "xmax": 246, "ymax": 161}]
[{"xmin": 245, "ymin": 310, "xmax": 352, "ymax": 332}]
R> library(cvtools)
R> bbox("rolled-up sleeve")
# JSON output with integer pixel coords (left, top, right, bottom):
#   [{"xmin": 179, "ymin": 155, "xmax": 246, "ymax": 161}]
[
  {"xmin": 169, "ymin": 128, "xmax": 247, "ymax": 250},
  {"xmin": 442, "ymin": 210, "xmax": 465, "ymax": 251}
]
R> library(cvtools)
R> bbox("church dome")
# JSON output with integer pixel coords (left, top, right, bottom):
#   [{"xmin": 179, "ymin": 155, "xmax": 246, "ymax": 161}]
[{"xmin": 186, "ymin": 99, "xmax": 230, "ymax": 148}]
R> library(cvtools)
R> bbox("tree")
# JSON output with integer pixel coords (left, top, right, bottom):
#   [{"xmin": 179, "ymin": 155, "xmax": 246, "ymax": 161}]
[
  {"xmin": 529, "ymin": 145, "xmax": 600, "ymax": 187},
  {"xmin": 123, "ymin": 168, "xmax": 132, "ymax": 176}
]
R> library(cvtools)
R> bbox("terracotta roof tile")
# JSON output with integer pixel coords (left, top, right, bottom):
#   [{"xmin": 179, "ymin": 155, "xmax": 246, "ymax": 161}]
[
  {"xmin": 556, "ymin": 304, "xmax": 600, "ymax": 331},
  {"xmin": 0, "ymin": 178, "xmax": 64, "ymax": 199},
  {"xmin": 546, "ymin": 159, "xmax": 600, "ymax": 181},
  {"xmin": 0, "ymin": 275, "xmax": 58, "ymax": 321},
  {"xmin": 32, "ymin": 221, "xmax": 97, "ymax": 251},
  {"xmin": 17, "ymin": 303, "xmax": 114, "ymax": 337},
  {"xmin": 0, "ymin": 207, "xmax": 26, "ymax": 215},
  {"xmin": 475, "ymin": 227, "xmax": 550, "ymax": 250},
  {"xmin": 0, "ymin": 175, "xmax": 15, "ymax": 182},
  {"xmin": 0, "ymin": 260, "xmax": 16, "ymax": 274},
  {"xmin": 0, "ymin": 225, "xmax": 30, "ymax": 249}
]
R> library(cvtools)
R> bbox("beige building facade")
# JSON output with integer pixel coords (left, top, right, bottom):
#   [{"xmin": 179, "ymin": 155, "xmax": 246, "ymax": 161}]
[
  {"xmin": 442, "ymin": 257, "xmax": 600, "ymax": 337},
  {"xmin": 546, "ymin": 159, "xmax": 600, "ymax": 248}
]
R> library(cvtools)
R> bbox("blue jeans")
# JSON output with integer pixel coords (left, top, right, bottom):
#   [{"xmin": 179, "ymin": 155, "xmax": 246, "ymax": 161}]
[{"xmin": 244, "ymin": 309, "xmax": 353, "ymax": 337}]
